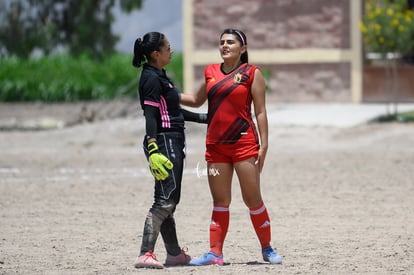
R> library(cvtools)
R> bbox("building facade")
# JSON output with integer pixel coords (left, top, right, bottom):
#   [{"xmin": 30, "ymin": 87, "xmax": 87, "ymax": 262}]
[{"xmin": 182, "ymin": 0, "xmax": 414, "ymax": 103}]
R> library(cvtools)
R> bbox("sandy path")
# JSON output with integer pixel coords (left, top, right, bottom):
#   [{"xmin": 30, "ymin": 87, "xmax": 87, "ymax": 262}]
[{"xmin": 0, "ymin": 104, "xmax": 413, "ymax": 274}]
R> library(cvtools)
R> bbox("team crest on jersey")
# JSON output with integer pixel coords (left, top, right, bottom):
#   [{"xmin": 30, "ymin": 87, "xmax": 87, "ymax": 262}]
[{"xmin": 233, "ymin": 73, "xmax": 242, "ymax": 84}]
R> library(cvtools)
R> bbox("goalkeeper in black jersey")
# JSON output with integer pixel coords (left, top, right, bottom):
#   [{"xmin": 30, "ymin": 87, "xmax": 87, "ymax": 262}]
[{"xmin": 131, "ymin": 31, "xmax": 206, "ymax": 269}]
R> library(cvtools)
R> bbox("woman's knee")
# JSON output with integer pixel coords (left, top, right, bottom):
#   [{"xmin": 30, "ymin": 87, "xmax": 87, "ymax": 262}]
[
  {"xmin": 151, "ymin": 200, "xmax": 176, "ymax": 219},
  {"xmin": 242, "ymin": 195, "xmax": 263, "ymax": 208}
]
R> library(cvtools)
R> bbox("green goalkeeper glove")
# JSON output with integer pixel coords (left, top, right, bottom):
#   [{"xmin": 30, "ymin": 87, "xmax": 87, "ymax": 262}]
[{"xmin": 147, "ymin": 141, "xmax": 174, "ymax": 181}]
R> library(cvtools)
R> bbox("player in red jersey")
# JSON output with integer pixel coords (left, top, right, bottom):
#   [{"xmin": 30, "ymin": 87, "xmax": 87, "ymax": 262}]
[{"xmin": 181, "ymin": 28, "xmax": 283, "ymax": 265}]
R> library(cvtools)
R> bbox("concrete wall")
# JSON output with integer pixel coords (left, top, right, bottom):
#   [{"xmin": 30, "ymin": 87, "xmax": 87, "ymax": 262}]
[
  {"xmin": 183, "ymin": 0, "xmax": 363, "ymax": 102},
  {"xmin": 193, "ymin": 0, "xmax": 350, "ymax": 49}
]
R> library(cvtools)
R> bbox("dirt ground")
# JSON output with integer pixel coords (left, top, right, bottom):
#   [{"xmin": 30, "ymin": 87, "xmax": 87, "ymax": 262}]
[{"xmin": 0, "ymin": 101, "xmax": 413, "ymax": 275}]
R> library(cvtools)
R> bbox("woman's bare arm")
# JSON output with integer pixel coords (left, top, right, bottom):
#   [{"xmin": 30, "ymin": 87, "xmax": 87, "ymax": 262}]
[
  {"xmin": 251, "ymin": 68, "xmax": 268, "ymax": 173},
  {"xmin": 180, "ymin": 82, "xmax": 207, "ymax": 107}
]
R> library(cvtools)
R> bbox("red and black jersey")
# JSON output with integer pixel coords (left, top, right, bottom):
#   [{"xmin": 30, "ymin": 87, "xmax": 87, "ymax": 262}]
[
  {"xmin": 138, "ymin": 64, "xmax": 184, "ymax": 133},
  {"xmin": 205, "ymin": 63, "xmax": 259, "ymax": 145}
]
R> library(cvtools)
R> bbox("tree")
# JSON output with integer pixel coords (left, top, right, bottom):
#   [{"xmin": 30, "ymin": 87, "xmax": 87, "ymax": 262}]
[{"xmin": 0, "ymin": 0, "xmax": 143, "ymax": 59}]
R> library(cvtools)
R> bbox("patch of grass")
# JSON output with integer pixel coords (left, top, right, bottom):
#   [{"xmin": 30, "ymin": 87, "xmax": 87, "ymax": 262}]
[
  {"xmin": 397, "ymin": 110, "xmax": 414, "ymax": 122},
  {"xmin": 375, "ymin": 110, "xmax": 414, "ymax": 122}
]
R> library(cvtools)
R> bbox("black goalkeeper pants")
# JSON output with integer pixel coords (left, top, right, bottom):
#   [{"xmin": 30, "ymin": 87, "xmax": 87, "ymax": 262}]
[{"xmin": 140, "ymin": 131, "xmax": 185, "ymax": 256}]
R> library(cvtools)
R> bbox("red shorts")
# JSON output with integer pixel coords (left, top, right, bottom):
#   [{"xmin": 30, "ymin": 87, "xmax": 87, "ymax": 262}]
[{"xmin": 205, "ymin": 143, "xmax": 259, "ymax": 163}]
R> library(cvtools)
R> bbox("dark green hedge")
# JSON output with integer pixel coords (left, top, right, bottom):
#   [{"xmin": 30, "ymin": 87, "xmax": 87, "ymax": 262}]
[{"xmin": 0, "ymin": 53, "xmax": 183, "ymax": 102}]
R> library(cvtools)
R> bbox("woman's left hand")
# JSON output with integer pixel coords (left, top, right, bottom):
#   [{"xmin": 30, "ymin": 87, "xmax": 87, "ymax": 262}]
[{"xmin": 257, "ymin": 147, "xmax": 267, "ymax": 173}]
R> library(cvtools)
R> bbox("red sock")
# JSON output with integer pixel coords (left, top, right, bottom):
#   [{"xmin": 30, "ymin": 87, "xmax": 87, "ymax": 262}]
[
  {"xmin": 209, "ymin": 205, "xmax": 229, "ymax": 256},
  {"xmin": 249, "ymin": 202, "xmax": 271, "ymax": 249}
]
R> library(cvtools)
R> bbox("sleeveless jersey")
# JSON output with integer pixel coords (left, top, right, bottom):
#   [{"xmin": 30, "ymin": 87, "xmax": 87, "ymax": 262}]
[{"xmin": 205, "ymin": 63, "xmax": 259, "ymax": 145}]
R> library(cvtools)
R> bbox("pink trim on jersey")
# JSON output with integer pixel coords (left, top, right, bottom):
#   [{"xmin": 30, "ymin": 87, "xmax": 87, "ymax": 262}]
[
  {"xmin": 144, "ymin": 100, "xmax": 160, "ymax": 107},
  {"xmin": 143, "ymin": 98, "xmax": 170, "ymax": 128},
  {"xmin": 159, "ymin": 96, "xmax": 170, "ymax": 128}
]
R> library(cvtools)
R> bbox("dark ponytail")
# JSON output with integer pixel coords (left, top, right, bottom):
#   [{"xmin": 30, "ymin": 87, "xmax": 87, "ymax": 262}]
[
  {"xmin": 220, "ymin": 28, "xmax": 248, "ymax": 63},
  {"xmin": 132, "ymin": 32, "xmax": 165, "ymax": 68}
]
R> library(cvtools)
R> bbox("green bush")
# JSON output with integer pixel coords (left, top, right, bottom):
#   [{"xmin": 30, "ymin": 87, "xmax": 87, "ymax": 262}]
[
  {"xmin": 0, "ymin": 53, "xmax": 183, "ymax": 102},
  {"xmin": 360, "ymin": 0, "xmax": 414, "ymax": 56}
]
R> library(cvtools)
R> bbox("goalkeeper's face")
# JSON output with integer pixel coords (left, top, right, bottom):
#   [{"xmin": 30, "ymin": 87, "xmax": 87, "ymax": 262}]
[{"xmin": 157, "ymin": 37, "xmax": 173, "ymax": 67}]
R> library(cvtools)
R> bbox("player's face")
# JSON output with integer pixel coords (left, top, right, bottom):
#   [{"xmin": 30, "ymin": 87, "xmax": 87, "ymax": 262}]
[
  {"xmin": 219, "ymin": 34, "xmax": 243, "ymax": 61},
  {"xmin": 157, "ymin": 38, "xmax": 173, "ymax": 66}
]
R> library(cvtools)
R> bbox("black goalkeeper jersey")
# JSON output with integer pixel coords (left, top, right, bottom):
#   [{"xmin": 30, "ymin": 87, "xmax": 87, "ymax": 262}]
[{"xmin": 138, "ymin": 63, "xmax": 185, "ymax": 133}]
